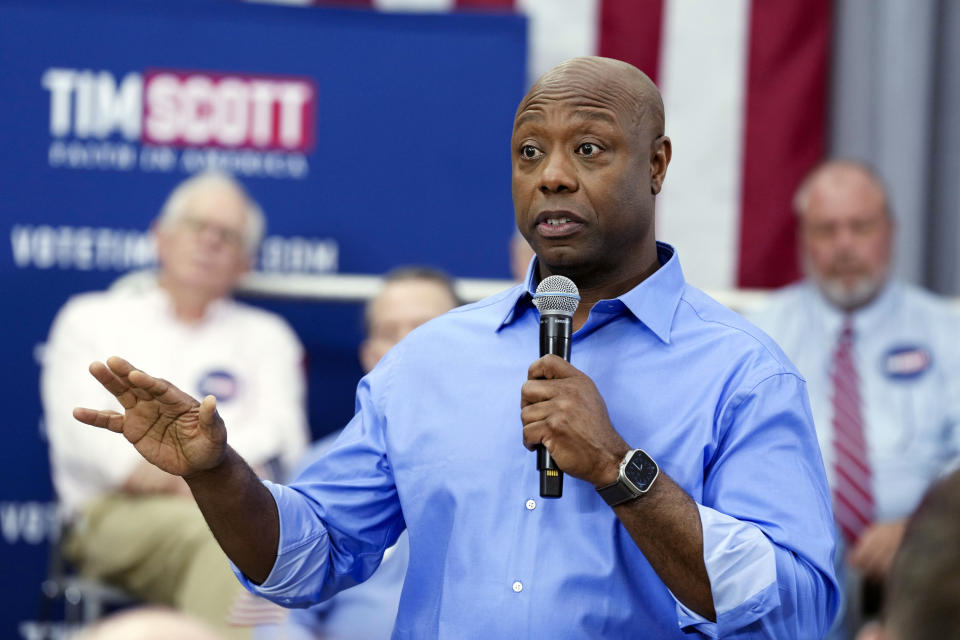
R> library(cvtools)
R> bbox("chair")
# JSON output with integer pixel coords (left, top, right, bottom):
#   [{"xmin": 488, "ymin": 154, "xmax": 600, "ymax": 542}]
[{"xmin": 38, "ymin": 520, "xmax": 137, "ymax": 624}]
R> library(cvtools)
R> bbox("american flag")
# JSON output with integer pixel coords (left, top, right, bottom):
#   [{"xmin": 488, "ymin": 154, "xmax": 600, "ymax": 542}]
[{"xmin": 259, "ymin": 0, "xmax": 828, "ymax": 291}]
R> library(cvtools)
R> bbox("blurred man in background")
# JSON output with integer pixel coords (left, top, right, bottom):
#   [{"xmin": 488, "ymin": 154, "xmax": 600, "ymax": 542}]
[
  {"xmin": 41, "ymin": 170, "xmax": 309, "ymax": 636},
  {"xmin": 253, "ymin": 266, "xmax": 459, "ymax": 640},
  {"xmin": 748, "ymin": 160, "xmax": 960, "ymax": 637},
  {"xmin": 358, "ymin": 267, "xmax": 461, "ymax": 374}
]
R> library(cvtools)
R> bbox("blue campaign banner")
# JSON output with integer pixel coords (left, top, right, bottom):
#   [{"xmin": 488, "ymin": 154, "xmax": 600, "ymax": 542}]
[{"xmin": 0, "ymin": 1, "xmax": 526, "ymax": 636}]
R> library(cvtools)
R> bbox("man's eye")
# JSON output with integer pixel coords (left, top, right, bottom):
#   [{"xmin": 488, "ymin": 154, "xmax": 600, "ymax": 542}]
[
  {"xmin": 577, "ymin": 143, "xmax": 601, "ymax": 157},
  {"xmin": 520, "ymin": 145, "xmax": 542, "ymax": 159}
]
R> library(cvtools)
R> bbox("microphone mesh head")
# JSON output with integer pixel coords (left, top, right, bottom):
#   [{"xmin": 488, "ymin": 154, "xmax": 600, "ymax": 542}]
[{"xmin": 533, "ymin": 275, "xmax": 580, "ymax": 316}]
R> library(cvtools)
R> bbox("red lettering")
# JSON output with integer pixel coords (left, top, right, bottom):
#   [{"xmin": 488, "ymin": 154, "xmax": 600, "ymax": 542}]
[{"xmin": 142, "ymin": 70, "xmax": 315, "ymax": 151}]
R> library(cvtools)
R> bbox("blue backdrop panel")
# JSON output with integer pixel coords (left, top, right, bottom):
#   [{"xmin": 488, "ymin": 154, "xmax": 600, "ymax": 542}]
[{"xmin": 0, "ymin": 1, "xmax": 526, "ymax": 636}]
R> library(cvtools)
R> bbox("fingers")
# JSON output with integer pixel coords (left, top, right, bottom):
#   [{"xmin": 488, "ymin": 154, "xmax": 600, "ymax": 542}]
[
  {"xmin": 88, "ymin": 361, "xmax": 141, "ymax": 410},
  {"xmin": 849, "ymin": 527, "xmax": 893, "ymax": 579},
  {"xmin": 520, "ymin": 401, "xmax": 554, "ymax": 450},
  {"xmin": 521, "ymin": 419, "xmax": 549, "ymax": 452},
  {"xmin": 852, "ymin": 547, "xmax": 883, "ymax": 579},
  {"xmin": 520, "ymin": 399, "xmax": 553, "ymax": 426},
  {"xmin": 199, "ymin": 395, "xmax": 219, "ymax": 427},
  {"xmin": 103, "ymin": 356, "xmax": 180, "ymax": 403},
  {"xmin": 104, "ymin": 355, "xmax": 136, "ymax": 377},
  {"xmin": 848, "ymin": 529, "xmax": 871, "ymax": 569},
  {"xmin": 521, "ymin": 379, "xmax": 556, "ymax": 407},
  {"xmin": 88, "ymin": 356, "xmax": 154, "ymax": 406},
  {"xmin": 521, "ymin": 378, "xmax": 585, "ymax": 410},
  {"xmin": 107, "ymin": 357, "xmax": 165, "ymax": 402},
  {"xmin": 527, "ymin": 354, "xmax": 580, "ymax": 381},
  {"xmin": 73, "ymin": 407, "xmax": 125, "ymax": 433},
  {"xmin": 128, "ymin": 370, "xmax": 174, "ymax": 401}
]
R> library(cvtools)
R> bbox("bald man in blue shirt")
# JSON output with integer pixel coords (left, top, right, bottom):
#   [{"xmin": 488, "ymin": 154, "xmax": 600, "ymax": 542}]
[{"xmin": 73, "ymin": 57, "xmax": 839, "ymax": 638}]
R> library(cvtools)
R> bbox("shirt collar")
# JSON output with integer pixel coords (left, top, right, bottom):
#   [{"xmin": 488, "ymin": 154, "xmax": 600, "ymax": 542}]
[
  {"xmin": 806, "ymin": 278, "xmax": 898, "ymax": 338},
  {"xmin": 495, "ymin": 265, "xmax": 536, "ymax": 330},
  {"xmin": 497, "ymin": 242, "xmax": 686, "ymax": 344},
  {"xmin": 138, "ymin": 278, "xmax": 230, "ymax": 325},
  {"xmin": 618, "ymin": 242, "xmax": 685, "ymax": 343}
]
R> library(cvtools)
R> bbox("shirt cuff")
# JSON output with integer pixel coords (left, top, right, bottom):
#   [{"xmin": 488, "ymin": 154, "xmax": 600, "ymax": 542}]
[
  {"xmin": 675, "ymin": 504, "xmax": 779, "ymax": 637},
  {"xmin": 230, "ymin": 480, "xmax": 332, "ymax": 608}
]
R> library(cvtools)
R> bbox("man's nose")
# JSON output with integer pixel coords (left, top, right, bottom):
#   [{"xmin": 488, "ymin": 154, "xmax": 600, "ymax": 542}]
[
  {"xmin": 538, "ymin": 152, "xmax": 578, "ymax": 194},
  {"xmin": 832, "ymin": 224, "xmax": 859, "ymax": 250},
  {"xmin": 198, "ymin": 224, "xmax": 227, "ymax": 247}
]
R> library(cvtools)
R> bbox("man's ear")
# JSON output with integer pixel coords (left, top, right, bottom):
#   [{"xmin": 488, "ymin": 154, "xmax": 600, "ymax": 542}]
[
  {"xmin": 151, "ymin": 223, "xmax": 168, "ymax": 265},
  {"xmin": 359, "ymin": 340, "xmax": 377, "ymax": 375},
  {"xmin": 239, "ymin": 253, "xmax": 254, "ymax": 276},
  {"xmin": 650, "ymin": 135, "xmax": 672, "ymax": 195}
]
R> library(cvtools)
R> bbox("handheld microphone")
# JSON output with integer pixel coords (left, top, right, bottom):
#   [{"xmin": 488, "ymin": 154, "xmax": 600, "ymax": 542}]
[{"xmin": 532, "ymin": 275, "xmax": 580, "ymax": 498}]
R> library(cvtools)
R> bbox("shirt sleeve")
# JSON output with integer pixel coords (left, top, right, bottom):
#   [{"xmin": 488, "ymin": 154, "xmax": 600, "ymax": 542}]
[
  {"xmin": 233, "ymin": 365, "xmax": 405, "ymax": 607},
  {"xmin": 675, "ymin": 372, "xmax": 841, "ymax": 638}
]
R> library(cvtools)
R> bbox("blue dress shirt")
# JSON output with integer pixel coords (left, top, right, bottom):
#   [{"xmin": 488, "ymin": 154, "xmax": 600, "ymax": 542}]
[
  {"xmin": 237, "ymin": 243, "xmax": 840, "ymax": 639},
  {"xmin": 253, "ymin": 434, "xmax": 409, "ymax": 640}
]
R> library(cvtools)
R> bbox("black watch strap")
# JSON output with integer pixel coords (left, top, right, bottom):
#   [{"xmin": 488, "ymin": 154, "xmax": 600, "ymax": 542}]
[{"xmin": 597, "ymin": 479, "xmax": 639, "ymax": 507}]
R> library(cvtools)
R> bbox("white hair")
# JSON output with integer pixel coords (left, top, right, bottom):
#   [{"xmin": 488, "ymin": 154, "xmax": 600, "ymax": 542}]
[{"xmin": 156, "ymin": 170, "xmax": 265, "ymax": 254}]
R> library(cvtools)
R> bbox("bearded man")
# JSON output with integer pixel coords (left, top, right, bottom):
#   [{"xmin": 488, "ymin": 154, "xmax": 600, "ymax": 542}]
[{"xmin": 749, "ymin": 159, "xmax": 960, "ymax": 638}]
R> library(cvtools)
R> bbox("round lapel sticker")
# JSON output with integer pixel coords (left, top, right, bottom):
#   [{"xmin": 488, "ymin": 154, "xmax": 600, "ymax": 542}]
[
  {"xmin": 197, "ymin": 370, "xmax": 239, "ymax": 402},
  {"xmin": 881, "ymin": 346, "xmax": 932, "ymax": 380}
]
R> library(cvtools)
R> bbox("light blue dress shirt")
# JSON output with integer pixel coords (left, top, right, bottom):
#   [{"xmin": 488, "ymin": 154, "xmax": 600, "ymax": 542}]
[
  {"xmin": 237, "ymin": 244, "xmax": 839, "ymax": 639},
  {"xmin": 253, "ymin": 434, "xmax": 408, "ymax": 640}
]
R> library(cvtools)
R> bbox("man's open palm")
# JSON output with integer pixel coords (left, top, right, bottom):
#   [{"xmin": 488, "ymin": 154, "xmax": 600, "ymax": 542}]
[{"xmin": 73, "ymin": 356, "xmax": 227, "ymax": 477}]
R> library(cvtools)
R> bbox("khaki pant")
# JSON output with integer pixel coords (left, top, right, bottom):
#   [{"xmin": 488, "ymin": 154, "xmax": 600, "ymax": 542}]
[{"xmin": 65, "ymin": 494, "xmax": 251, "ymax": 639}]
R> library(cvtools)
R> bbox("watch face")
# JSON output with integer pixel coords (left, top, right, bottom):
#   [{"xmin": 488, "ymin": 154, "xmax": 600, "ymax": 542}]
[{"xmin": 624, "ymin": 450, "xmax": 658, "ymax": 492}]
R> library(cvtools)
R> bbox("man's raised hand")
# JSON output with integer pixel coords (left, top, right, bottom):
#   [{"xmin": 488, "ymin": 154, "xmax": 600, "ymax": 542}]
[{"xmin": 73, "ymin": 356, "xmax": 227, "ymax": 477}]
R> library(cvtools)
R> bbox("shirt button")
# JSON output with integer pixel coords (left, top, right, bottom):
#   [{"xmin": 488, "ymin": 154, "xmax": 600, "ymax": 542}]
[
  {"xmin": 525, "ymin": 499, "xmax": 536, "ymax": 510},
  {"xmin": 512, "ymin": 581, "xmax": 523, "ymax": 593}
]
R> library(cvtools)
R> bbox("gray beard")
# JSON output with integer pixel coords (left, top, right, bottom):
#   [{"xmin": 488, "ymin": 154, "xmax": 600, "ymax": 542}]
[
  {"xmin": 817, "ymin": 276, "xmax": 881, "ymax": 310},
  {"xmin": 804, "ymin": 257, "xmax": 885, "ymax": 311}
]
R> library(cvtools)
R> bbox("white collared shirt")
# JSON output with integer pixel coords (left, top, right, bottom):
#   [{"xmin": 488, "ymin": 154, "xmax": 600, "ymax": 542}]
[{"xmin": 41, "ymin": 281, "xmax": 309, "ymax": 518}]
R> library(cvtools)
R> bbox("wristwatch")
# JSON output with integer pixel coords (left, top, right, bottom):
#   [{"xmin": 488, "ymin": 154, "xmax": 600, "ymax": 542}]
[{"xmin": 596, "ymin": 449, "xmax": 659, "ymax": 507}]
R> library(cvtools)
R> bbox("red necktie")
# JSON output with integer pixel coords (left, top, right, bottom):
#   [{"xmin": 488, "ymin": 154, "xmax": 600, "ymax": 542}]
[{"xmin": 830, "ymin": 317, "xmax": 874, "ymax": 545}]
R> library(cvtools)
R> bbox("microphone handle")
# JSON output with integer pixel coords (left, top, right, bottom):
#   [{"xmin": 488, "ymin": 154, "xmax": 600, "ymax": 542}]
[{"xmin": 538, "ymin": 314, "xmax": 571, "ymax": 498}]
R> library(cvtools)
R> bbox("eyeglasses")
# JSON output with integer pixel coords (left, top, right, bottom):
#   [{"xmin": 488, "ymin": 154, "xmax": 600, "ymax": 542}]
[{"xmin": 178, "ymin": 216, "xmax": 246, "ymax": 248}]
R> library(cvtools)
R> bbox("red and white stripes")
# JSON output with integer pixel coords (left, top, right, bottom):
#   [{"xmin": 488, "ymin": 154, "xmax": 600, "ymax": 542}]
[
  {"xmin": 282, "ymin": 0, "xmax": 830, "ymax": 290},
  {"xmin": 399, "ymin": 0, "xmax": 830, "ymax": 291},
  {"xmin": 830, "ymin": 318, "xmax": 874, "ymax": 545}
]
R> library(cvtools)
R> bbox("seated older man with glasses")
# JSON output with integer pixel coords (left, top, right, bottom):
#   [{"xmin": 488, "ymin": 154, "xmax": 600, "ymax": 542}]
[{"xmin": 41, "ymin": 170, "xmax": 309, "ymax": 638}]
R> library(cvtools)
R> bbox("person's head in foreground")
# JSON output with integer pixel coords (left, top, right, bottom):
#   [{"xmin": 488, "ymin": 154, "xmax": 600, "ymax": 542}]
[
  {"xmin": 75, "ymin": 606, "xmax": 224, "ymax": 640},
  {"xmin": 359, "ymin": 266, "xmax": 460, "ymax": 373},
  {"xmin": 794, "ymin": 160, "xmax": 894, "ymax": 312},
  {"xmin": 856, "ymin": 467, "xmax": 960, "ymax": 640}
]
